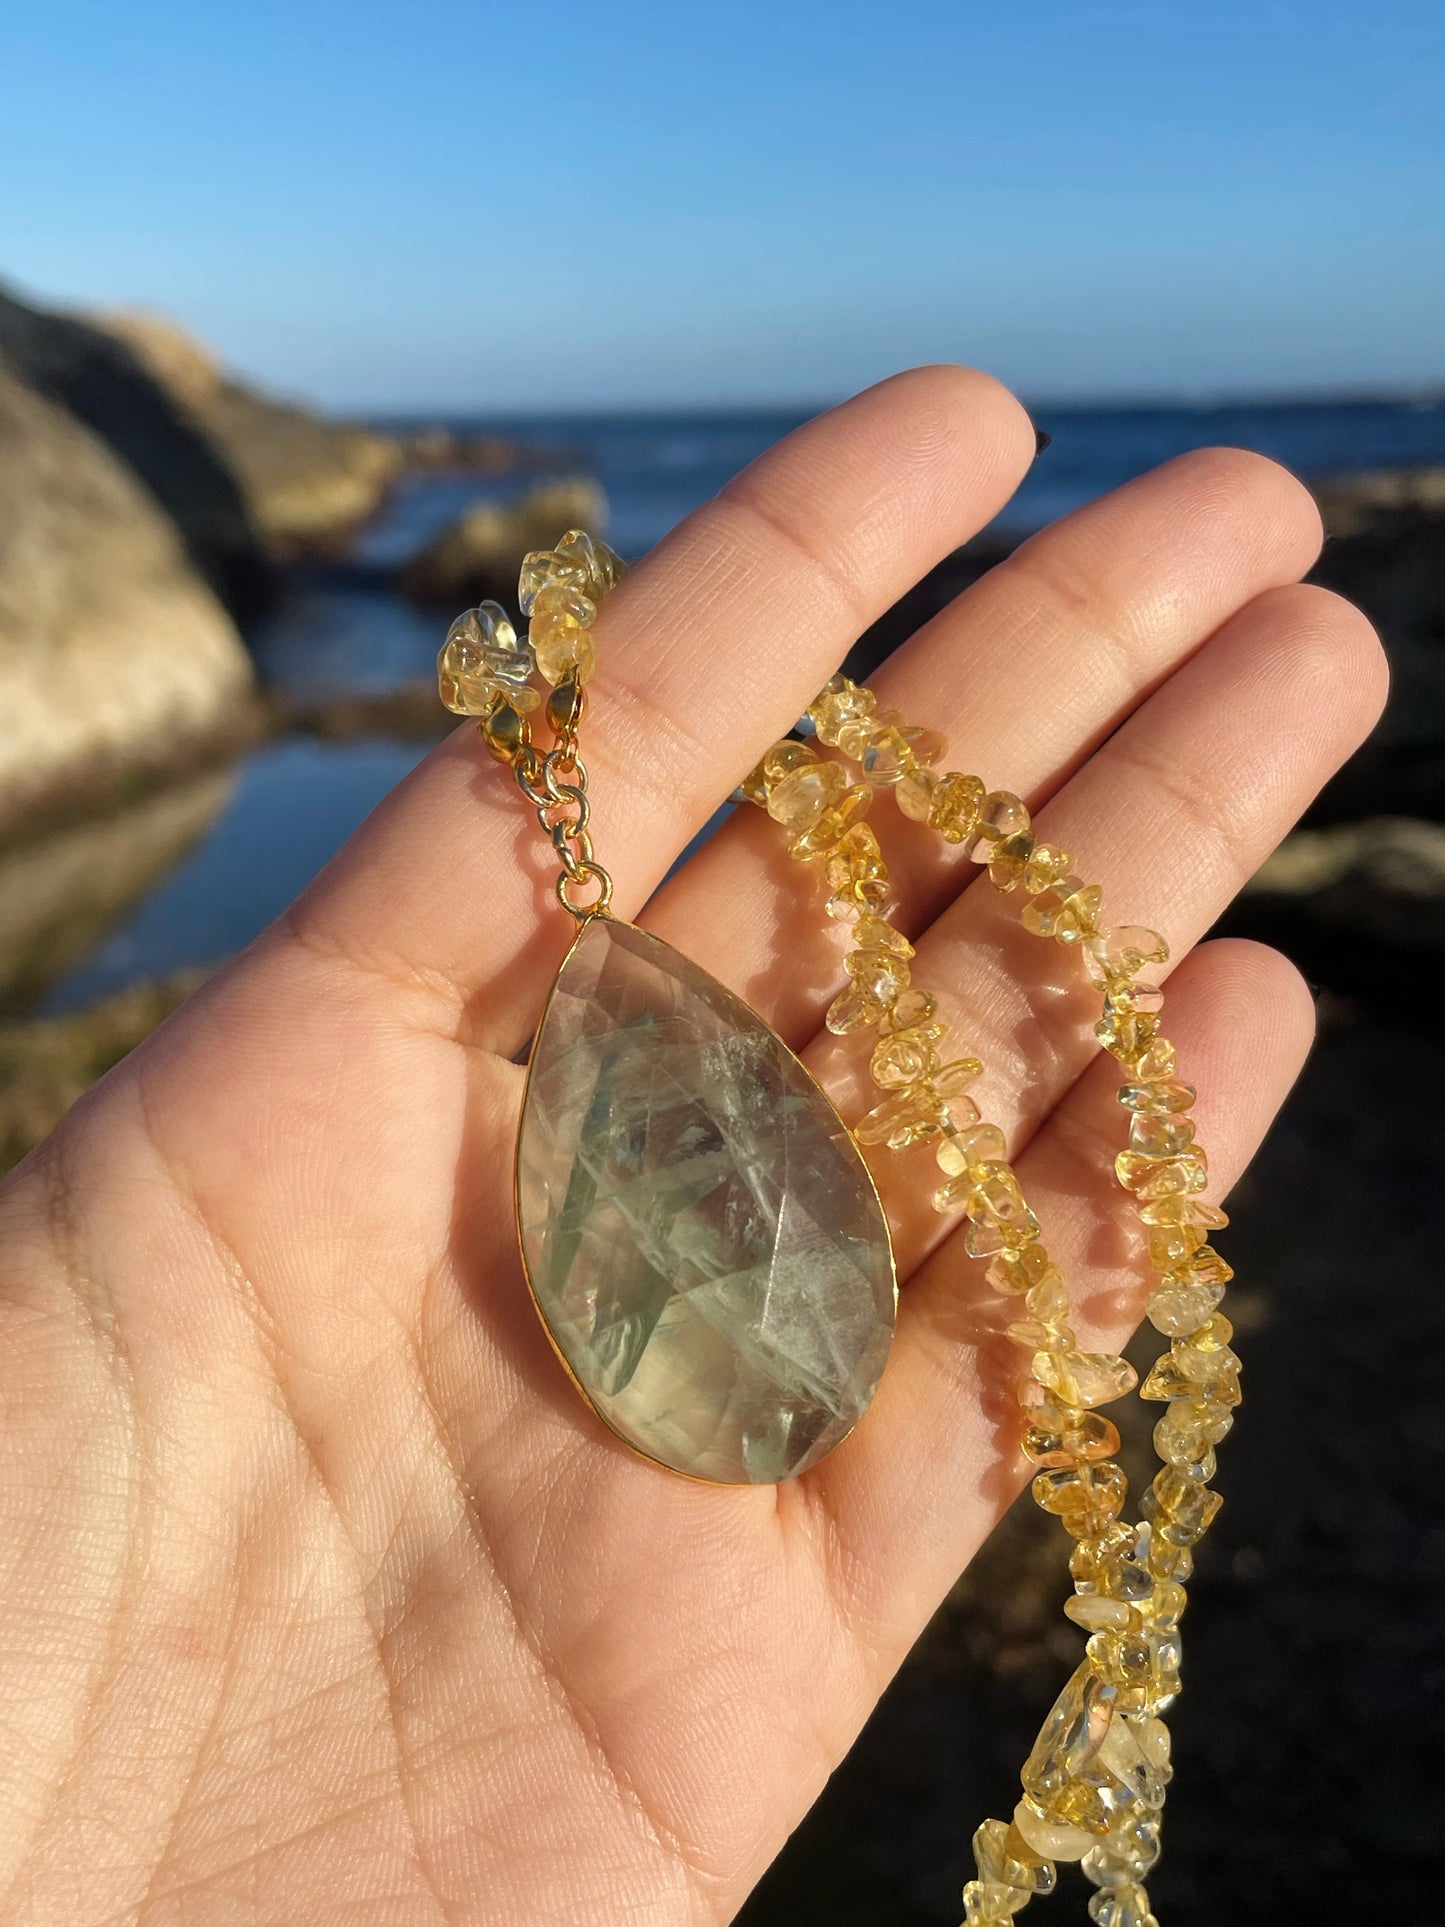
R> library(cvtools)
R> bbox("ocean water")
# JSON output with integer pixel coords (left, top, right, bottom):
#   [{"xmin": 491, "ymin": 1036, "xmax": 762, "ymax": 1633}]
[
  {"xmin": 30, "ymin": 395, "xmax": 1445, "ymax": 1012},
  {"xmin": 439, "ymin": 394, "xmax": 1445, "ymax": 558}
]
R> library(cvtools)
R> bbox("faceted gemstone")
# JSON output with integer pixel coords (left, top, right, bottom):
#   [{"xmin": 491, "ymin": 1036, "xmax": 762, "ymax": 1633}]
[{"xmin": 517, "ymin": 917, "xmax": 896, "ymax": 1483}]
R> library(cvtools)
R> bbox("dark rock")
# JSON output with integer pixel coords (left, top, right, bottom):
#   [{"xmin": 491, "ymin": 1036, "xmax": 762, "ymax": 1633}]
[
  {"xmin": 102, "ymin": 309, "xmax": 401, "ymax": 556},
  {"xmin": 0, "ymin": 283, "xmax": 272, "ymax": 612},
  {"xmin": 1306, "ymin": 480, "xmax": 1445, "ymax": 826},
  {"xmin": 397, "ymin": 477, "xmax": 609, "ymax": 606}
]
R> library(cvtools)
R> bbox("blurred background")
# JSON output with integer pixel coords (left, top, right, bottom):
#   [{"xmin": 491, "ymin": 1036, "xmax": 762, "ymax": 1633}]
[{"xmin": 1, "ymin": 3, "xmax": 1441, "ymax": 1921}]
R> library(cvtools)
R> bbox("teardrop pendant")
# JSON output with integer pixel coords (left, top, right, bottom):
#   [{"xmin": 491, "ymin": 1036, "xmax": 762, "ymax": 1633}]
[{"xmin": 516, "ymin": 915, "xmax": 897, "ymax": 1484}]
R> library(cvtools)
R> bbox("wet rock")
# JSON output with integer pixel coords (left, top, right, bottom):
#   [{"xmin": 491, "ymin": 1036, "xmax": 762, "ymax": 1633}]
[
  {"xmin": 102, "ymin": 308, "xmax": 401, "ymax": 554},
  {"xmin": 0, "ymin": 357, "xmax": 254, "ymax": 839},
  {"xmin": 397, "ymin": 477, "xmax": 609, "ymax": 605}
]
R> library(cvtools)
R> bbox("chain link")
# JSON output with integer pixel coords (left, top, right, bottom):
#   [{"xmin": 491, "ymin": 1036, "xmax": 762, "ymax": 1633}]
[{"xmin": 502, "ymin": 709, "xmax": 614, "ymax": 919}]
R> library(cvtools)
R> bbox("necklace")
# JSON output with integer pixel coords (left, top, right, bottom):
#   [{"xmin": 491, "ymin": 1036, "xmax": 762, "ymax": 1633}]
[{"xmin": 439, "ymin": 532, "xmax": 1240, "ymax": 1927}]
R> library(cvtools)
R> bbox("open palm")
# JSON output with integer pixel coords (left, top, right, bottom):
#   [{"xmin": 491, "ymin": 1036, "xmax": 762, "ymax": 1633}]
[{"xmin": 0, "ymin": 369, "xmax": 1385, "ymax": 1925}]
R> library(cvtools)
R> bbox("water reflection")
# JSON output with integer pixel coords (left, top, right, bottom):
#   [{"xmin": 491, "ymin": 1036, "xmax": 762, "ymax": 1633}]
[
  {"xmin": 37, "ymin": 737, "xmax": 431, "ymax": 1014},
  {"xmin": 0, "ymin": 770, "xmax": 235, "ymax": 1016}
]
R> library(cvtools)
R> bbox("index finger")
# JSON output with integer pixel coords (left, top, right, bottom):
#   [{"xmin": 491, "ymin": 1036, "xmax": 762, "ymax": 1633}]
[{"xmin": 275, "ymin": 367, "xmax": 1037, "ymax": 1055}]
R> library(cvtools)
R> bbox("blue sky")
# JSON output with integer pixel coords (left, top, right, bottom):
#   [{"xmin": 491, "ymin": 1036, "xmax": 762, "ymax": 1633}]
[{"xmin": 3, "ymin": 1, "xmax": 1442, "ymax": 409}]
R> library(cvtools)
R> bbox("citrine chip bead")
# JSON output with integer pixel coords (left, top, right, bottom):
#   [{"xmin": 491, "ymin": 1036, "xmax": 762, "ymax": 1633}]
[
  {"xmin": 438, "ymin": 601, "xmax": 541, "ymax": 713},
  {"xmin": 1087, "ymin": 1882, "xmax": 1157, "ymax": 1927},
  {"xmin": 988, "ymin": 831, "xmax": 1037, "ymax": 891},
  {"xmin": 1145, "ymin": 1279, "xmax": 1225, "ymax": 1337},
  {"xmin": 1118, "ymin": 1081, "xmax": 1197, "ymax": 1117},
  {"xmin": 1023, "ymin": 880, "xmax": 1104, "ymax": 943},
  {"xmin": 1032, "ymin": 1461, "xmax": 1129, "ymax": 1536},
  {"xmin": 1082, "ymin": 926, "xmax": 1169, "ymax": 986},
  {"xmin": 1023, "ymin": 843, "xmax": 1075, "ymax": 893},
  {"xmin": 978, "ymin": 790, "xmax": 1031, "ymax": 840},
  {"xmin": 880, "ymin": 987, "xmax": 937, "ymax": 1032},
  {"xmin": 553, "ymin": 527, "xmax": 623, "ymax": 595},
  {"xmin": 809, "ymin": 673, "xmax": 875, "ymax": 746},
  {"xmin": 1128, "ymin": 1113, "xmax": 1196, "ymax": 1159},
  {"xmin": 1096, "ymin": 1000, "xmax": 1160, "ymax": 1064},
  {"xmin": 1114, "ymin": 1150, "xmax": 1208, "ymax": 1197},
  {"xmin": 855, "ymin": 912, "xmax": 915, "ymax": 957},
  {"xmin": 987, "ymin": 1243, "xmax": 1057, "ymax": 1296},
  {"xmin": 1023, "ymin": 1409, "xmax": 1122, "ymax": 1468},
  {"xmin": 856, "ymin": 1083, "xmax": 947, "ymax": 1149},
  {"xmin": 788, "ymin": 784, "xmax": 874, "ymax": 860},
  {"xmin": 1012, "ymin": 1798, "xmax": 1100, "ymax": 1864},
  {"xmin": 896, "ymin": 763, "xmax": 939, "ymax": 821},
  {"xmin": 961, "ymin": 1880, "xmax": 1028, "ymax": 1924},
  {"xmin": 1034, "ymin": 1350, "xmax": 1138, "ymax": 1409},
  {"xmin": 973, "ymin": 1819, "xmax": 1057, "ymax": 1895},
  {"xmin": 929, "ymin": 771, "xmax": 987, "ymax": 842},
  {"xmin": 765, "ymin": 758, "xmax": 846, "ymax": 831},
  {"xmin": 845, "ymin": 943, "xmax": 909, "ymax": 1007}
]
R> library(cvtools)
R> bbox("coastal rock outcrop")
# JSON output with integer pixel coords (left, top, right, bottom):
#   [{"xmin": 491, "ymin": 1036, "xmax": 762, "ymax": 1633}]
[
  {"xmin": 0, "ymin": 284, "xmax": 271, "ymax": 611},
  {"xmin": 0, "ymin": 357, "xmax": 255, "ymax": 839},
  {"xmin": 101, "ymin": 308, "xmax": 401, "ymax": 554},
  {"xmin": 397, "ymin": 477, "xmax": 609, "ymax": 605}
]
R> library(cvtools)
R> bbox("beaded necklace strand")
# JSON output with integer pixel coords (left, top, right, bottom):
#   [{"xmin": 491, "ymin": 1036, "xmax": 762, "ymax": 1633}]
[{"xmin": 741, "ymin": 677, "xmax": 1238, "ymax": 1927}]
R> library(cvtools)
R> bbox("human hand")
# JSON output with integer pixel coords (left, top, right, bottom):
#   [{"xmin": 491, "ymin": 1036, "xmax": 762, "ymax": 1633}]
[{"xmin": 0, "ymin": 369, "xmax": 1386, "ymax": 1925}]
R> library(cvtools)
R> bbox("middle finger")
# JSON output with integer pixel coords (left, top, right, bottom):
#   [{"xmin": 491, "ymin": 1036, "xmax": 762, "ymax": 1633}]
[{"xmin": 646, "ymin": 445, "xmax": 1324, "ymax": 1041}]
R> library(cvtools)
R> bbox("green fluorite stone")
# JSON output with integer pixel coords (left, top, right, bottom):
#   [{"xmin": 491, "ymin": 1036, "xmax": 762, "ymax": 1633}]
[{"xmin": 517, "ymin": 916, "xmax": 896, "ymax": 1484}]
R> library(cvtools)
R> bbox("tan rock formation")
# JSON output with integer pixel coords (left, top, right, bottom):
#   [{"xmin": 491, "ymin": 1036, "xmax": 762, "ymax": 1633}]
[{"xmin": 0, "ymin": 357, "xmax": 254, "ymax": 839}]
